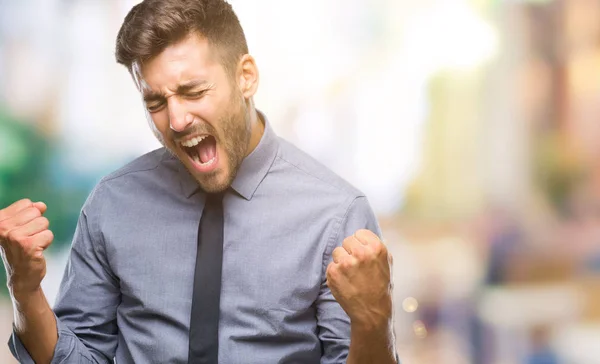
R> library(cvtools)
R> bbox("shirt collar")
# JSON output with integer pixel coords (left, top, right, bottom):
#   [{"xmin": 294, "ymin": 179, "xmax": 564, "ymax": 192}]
[{"xmin": 168, "ymin": 110, "xmax": 279, "ymax": 200}]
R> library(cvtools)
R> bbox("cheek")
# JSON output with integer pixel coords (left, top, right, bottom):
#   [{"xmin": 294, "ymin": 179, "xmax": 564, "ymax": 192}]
[
  {"xmin": 194, "ymin": 98, "xmax": 224, "ymax": 123},
  {"xmin": 150, "ymin": 111, "xmax": 171, "ymax": 135}
]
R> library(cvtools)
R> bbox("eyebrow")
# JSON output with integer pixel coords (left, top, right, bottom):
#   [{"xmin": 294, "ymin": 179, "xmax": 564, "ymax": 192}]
[{"xmin": 143, "ymin": 79, "xmax": 210, "ymax": 102}]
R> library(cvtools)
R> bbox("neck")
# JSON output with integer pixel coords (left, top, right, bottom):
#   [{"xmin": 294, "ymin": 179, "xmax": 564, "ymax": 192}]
[{"xmin": 245, "ymin": 106, "xmax": 265, "ymax": 157}]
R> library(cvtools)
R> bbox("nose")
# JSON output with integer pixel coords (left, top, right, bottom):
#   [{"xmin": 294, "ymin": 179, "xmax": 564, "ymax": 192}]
[{"xmin": 167, "ymin": 97, "xmax": 194, "ymax": 132}]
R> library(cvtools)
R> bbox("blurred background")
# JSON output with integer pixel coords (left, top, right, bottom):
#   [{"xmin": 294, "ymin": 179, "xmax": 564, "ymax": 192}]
[{"xmin": 1, "ymin": 0, "xmax": 600, "ymax": 362}]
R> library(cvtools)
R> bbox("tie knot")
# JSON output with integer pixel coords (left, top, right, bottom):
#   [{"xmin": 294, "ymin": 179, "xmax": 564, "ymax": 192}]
[{"xmin": 205, "ymin": 191, "xmax": 225, "ymax": 206}]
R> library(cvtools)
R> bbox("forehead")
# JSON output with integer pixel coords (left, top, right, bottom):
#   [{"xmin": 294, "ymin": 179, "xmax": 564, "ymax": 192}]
[{"xmin": 139, "ymin": 33, "xmax": 223, "ymax": 91}]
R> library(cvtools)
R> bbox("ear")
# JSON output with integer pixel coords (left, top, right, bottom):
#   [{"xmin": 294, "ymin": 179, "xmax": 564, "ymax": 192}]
[{"xmin": 237, "ymin": 54, "xmax": 259, "ymax": 99}]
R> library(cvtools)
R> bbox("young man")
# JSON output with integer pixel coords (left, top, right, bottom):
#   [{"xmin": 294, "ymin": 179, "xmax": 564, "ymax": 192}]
[{"xmin": 1, "ymin": 0, "xmax": 397, "ymax": 362}]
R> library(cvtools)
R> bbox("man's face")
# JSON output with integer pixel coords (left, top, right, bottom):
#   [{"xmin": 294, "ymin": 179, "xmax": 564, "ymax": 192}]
[{"xmin": 139, "ymin": 34, "xmax": 250, "ymax": 193}]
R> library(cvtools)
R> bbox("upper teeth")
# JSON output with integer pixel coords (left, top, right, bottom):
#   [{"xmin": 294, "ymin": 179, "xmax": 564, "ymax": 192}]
[{"xmin": 181, "ymin": 135, "xmax": 208, "ymax": 148}]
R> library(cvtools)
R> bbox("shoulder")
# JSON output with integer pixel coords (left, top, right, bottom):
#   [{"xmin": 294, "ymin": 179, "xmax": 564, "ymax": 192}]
[
  {"xmin": 82, "ymin": 147, "xmax": 175, "ymax": 213},
  {"xmin": 273, "ymin": 137, "xmax": 364, "ymax": 202},
  {"xmin": 99, "ymin": 147, "xmax": 168, "ymax": 184}
]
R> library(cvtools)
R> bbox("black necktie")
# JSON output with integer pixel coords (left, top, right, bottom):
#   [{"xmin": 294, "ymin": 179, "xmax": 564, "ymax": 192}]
[{"xmin": 188, "ymin": 192, "xmax": 225, "ymax": 364}]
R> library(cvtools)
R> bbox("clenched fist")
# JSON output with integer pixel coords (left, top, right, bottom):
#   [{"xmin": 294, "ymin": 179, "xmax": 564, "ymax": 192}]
[
  {"xmin": 326, "ymin": 229, "xmax": 393, "ymax": 329},
  {"xmin": 0, "ymin": 199, "xmax": 54, "ymax": 298}
]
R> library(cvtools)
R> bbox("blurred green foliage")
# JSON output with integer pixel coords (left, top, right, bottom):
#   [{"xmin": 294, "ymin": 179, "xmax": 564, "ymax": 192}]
[{"xmin": 0, "ymin": 107, "xmax": 90, "ymax": 297}]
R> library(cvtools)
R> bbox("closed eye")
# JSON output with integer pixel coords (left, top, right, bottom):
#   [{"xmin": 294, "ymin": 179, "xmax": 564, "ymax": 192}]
[
  {"xmin": 146, "ymin": 101, "xmax": 166, "ymax": 113},
  {"xmin": 183, "ymin": 90, "xmax": 208, "ymax": 99}
]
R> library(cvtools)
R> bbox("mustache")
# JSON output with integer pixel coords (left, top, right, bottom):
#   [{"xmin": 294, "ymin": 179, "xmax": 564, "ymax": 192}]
[{"xmin": 170, "ymin": 123, "xmax": 218, "ymax": 142}]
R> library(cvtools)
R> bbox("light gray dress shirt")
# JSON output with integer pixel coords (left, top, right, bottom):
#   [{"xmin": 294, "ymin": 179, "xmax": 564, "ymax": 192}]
[{"xmin": 9, "ymin": 115, "xmax": 381, "ymax": 363}]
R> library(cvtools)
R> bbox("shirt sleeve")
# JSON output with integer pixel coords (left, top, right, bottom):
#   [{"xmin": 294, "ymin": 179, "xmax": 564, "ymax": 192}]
[
  {"xmin": 8, "ymin": 202, "xmax": 120, "ymax": 363},
  {"xmin": 316, "ymin": 196, "xmax": 383, "ymax": 364}
]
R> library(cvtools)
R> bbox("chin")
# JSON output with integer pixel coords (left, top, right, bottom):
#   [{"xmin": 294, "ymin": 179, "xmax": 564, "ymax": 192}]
[{"xmin": 194, "ymin": 169, "xmax": 231, "ymax": 193}]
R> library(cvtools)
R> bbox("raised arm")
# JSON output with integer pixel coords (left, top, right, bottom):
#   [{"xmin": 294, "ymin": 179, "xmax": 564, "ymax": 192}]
[
  {"xmin": 1, "ymin": 199, "xmax": 58, "ymax": 363},
  {"xmin": 327, "ymin": 229, "xmax": 397, "ymax": 364},
  {"xmin": 2, "ymin": 196, "xmax": 121, "ymax": 363},
  {"xmin": 317, "ymin": 196, "xmax": 398, "ymax": 364}
]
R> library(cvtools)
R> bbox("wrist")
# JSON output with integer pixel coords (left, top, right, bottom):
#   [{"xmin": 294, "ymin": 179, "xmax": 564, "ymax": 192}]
[
  {"xmin": 11, "ymin": 286, "xmax": 44, "ymax": 310},
  {"xmin": 8, "ymin": 272, "xmax": 42, "ymax": 299},
  {"xmin": 349, "ymin": 294, "xmax": 393, "ymax": 332},
  {"xmin": 351, "ymin": 315, "xmax": 392, "ymax": 334}
]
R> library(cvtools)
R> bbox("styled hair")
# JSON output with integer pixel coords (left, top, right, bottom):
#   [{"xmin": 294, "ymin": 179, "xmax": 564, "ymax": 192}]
[{"xmin": 115, "ymin": 0, "xmax": 248, "ymax": 76}]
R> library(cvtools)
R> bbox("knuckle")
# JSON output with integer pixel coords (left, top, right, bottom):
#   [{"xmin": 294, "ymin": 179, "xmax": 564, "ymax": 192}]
[
  {"xmin": 373, "ymin": 240, "xmax": 386, "ymax": 255},
  {"xmin": 6, "ymin": 230, "xmax": 20, "ymax": 243},
  {"xmin": 340, "ymin": 258, "xmax": 355, "ymax": 270},
  {"xmin": 356, "ymin": 228, "xmax": 370, "ymax": 236},
  {"xmin": 355, "ymin": 229, "xmax": 371, "ymax": 240},
  {"xmin": 37, "ymin": 216, "xmax": 49, "ymax": 229},
  {"xmin": 32, "ymin": 230, "xmax": 53, "ymax": 246},
  {"xmin": 355, "ymin": 229, "xmax": 377, "ymax": 245},
  {"xmin": 326, "ymin": 263, "xmax": 334, "ymax": 276},
  {"xmin": 327, "ymin": 264, "xmax": 339, "ymax": 279},
  {"xmin": 45, "ymin": 230, "xmax": 54, "ymax": 242},
  {"xmin": 17, "ymin": 199, "xmax": 32, "ymax": 207},
  {"xmin": 352, "ymin": 246, "xmax": 367, "ymax": 260},
  {"xmin": 29, "ymin": 207, "xmax": 41, "ymax": 218},
  {"xmin": 342, "ymin": 237, "xmax": 353, "ymax": 247},
  {"xmin": 0, "ymin": 221, "xmax": 9, "ymax": 236}
]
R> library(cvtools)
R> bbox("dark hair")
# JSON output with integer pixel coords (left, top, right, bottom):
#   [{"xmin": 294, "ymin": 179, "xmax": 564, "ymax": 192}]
[{"xmin": 115, "ymin": 0, "xmax": 248, "ymax": 76}]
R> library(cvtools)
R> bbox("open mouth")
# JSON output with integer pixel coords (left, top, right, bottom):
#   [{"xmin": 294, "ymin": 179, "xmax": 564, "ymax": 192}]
[{"xmin": 180, "ymin": 134, "xmax": 219, "ymax": 172}]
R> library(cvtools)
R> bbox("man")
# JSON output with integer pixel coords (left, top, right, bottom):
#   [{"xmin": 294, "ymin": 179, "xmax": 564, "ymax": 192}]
[{"xmin": 1, "ymin": 0, "xmax": 398, "ymax": 363}]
